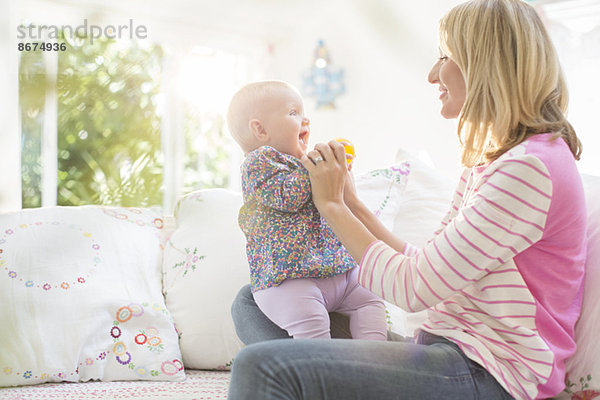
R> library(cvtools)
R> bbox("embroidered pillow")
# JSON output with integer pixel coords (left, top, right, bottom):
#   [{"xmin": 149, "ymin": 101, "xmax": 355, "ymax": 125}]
[
  {"xmin": 0, "ymin": 206, "xmax": 184, "ymax": 387},
  {"xmin": 556, "ymin": 174, "xmax": 600, "ymax": 399},
  {"xmin": 162, "ymin": 189, "xmax": 248, "ymax": 370},
  {"xmin": 354, "ymin": 161, "xmax": 411, "ymax": 231},
  {"xmin": 355, "ymin": 153, "xmax": 454, "ymax": 337}
]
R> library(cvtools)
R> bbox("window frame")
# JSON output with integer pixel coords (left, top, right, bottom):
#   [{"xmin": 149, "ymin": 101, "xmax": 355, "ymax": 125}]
[{"xmin": 11, "ymin": 0, "xmax": 268, "ymax": 213}]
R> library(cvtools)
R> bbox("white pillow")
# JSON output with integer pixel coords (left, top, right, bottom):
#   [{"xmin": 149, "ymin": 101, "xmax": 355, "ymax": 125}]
[
  {"xmin": 0, "ymin": 206, "xmax": 184, "ymax": 387},
  {"xmin": 355, "ymin": 152, "xmax": 454, "ymax": 337},
  {"xmin": 162, "ymin": 189, "xmax": 248, "ymax": 370},
  {"xmin": 392, "ymin": 149, "xmax": 456, "ymax": 248},
  {"xmin": 556, "ymin": 174, "xmax": 600, "ymax": 399},
  {"xmin": 354, "ymin": 161, "xmax": 411, "ymax": 231}
]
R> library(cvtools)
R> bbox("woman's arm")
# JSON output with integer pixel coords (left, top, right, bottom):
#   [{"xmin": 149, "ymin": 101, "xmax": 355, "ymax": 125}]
[
  {"xmin": 316, "ymin": 201, "xmax": 377, "ymax": 263},
  {"xmin": 343, "ymin": 175, "xmax": 407, "ymax": 254},
  {"xmin": 303, "ymin": 141, "xmax": 551, "ymax": 313}
]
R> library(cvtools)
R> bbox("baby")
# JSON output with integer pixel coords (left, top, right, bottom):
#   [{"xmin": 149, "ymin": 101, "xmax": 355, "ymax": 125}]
[{"xmin": 227, "ymin": 80, "xmax": 387, "ymax": 340}]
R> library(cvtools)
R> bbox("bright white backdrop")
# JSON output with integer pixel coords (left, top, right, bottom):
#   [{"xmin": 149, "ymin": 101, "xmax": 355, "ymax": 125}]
[{"xmin": 1, "ymin": 0, "xmax": 598, "ymax": 212}]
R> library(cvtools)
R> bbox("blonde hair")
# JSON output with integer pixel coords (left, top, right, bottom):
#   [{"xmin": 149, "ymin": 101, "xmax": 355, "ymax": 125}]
[
  {"xmin": 226, "ymin": 80, "xmax": 299, "ymax": 153},
  {"xmin": 439, "ymin": 0, "xmax": 582, "ymax": 167}
]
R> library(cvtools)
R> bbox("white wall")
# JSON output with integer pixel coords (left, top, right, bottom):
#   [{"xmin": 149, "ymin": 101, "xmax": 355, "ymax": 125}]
[
  {"xmin": 544, "ymin": 15, "xmax": 600, "ymax": 177},
  {"xmin": 267, "ymin": 0, "xmax": 464, "ymax": 179},
  {"xmin": 264, "ymin": 0, "xmax": 600, "ymax": 179}
]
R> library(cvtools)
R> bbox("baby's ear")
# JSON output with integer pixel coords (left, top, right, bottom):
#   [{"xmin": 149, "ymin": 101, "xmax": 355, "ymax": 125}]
[{"xmin": 249, "ymin": 119, "xmax": 269, "ymax": 142}]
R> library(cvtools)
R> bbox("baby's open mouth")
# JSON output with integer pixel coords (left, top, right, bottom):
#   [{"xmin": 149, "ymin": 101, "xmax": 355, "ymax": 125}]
[{"xmin": 299, "ymin": 130, "xmax": 309, "ymax": 146}]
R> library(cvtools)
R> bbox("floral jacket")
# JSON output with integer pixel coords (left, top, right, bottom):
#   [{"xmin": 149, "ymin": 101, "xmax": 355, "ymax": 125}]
[{"xmin": 239, "ymin": 146, "xmax": 355, "ymax": 292}]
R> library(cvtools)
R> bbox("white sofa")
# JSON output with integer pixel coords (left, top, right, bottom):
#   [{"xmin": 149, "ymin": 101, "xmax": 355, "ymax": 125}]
[
  {"xmin": 1, "ymin": 153, "xmax": 599, "ymax": 400},
  {"xmin": 0, "ymin": 194, "xmax": 247, "ymax": 399}
]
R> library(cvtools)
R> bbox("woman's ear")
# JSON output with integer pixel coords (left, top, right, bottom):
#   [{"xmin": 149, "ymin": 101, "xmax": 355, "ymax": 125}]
[{"xmin": 249, "ymin": 119, "xmax": 269, "ymax": 142}]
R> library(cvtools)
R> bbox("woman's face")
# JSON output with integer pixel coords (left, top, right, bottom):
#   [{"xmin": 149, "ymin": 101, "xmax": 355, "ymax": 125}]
[{"xmin": 427, "ymin": 53, "xmax": 466, "ymax": 119}]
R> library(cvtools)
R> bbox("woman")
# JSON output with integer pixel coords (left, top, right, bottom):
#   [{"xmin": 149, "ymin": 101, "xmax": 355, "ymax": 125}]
[{"xmin": 227, "ymin": 0, "xmax": 586, "ymax": 399}]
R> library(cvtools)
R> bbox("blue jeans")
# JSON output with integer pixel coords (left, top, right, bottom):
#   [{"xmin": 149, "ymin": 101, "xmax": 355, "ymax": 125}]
[{"xmin": 228, "ymin": 284, "xmax": 514, "ymax": 400}]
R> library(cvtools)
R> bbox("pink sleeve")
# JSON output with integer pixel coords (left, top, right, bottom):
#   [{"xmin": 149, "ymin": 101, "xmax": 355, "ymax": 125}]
[{"xmin": 357, "ymin": 156, "xmax": 551, "ymax": 312}]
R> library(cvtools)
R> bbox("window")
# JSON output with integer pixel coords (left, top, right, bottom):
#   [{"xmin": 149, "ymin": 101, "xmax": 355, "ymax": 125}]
[
  {"xmin": 179, "ymin": 48, "xmax": 248, "ymax": 195},
  {"xmin": 19, "ymin": 49, "xmax": 45, "ymax": 208},
  {"xmin": 18, "ymin": 29, "xmax": 252, "ymax": 211}
]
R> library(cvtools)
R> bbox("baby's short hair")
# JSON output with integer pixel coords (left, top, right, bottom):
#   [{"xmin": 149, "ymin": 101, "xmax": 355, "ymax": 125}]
[{"xmin": 226, "ymin": 80, "xmax": 298, "ymax": 153}]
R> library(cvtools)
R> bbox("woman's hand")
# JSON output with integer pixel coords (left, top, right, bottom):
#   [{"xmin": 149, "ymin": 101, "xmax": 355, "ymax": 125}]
[
  {"xmin": 301, "ymin": 140, "xmax": 406, "ymax": 258},
  {"xmin": 300, "ymin": 140, "xmax": 378, "ymax": 262},
  {"xmin": 300, "ymin": 140, "xmax": 348, "ymax": 214}
]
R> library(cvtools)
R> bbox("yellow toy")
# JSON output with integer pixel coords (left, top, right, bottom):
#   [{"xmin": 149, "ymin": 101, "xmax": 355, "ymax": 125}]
[{"xmin": 334, "ymin": 138, "xmax": 355, "ymax": 164}]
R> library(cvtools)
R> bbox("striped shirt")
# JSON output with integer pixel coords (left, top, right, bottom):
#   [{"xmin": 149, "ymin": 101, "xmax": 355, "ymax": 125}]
[{"xmin": 358, "ymin": 134, "xmax": 586, "ymax": 399}]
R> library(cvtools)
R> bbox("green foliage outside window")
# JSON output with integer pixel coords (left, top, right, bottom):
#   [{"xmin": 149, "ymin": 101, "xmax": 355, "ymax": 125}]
[
  {"xmin": 183, "ymin": 106, "xmax": 231, "ymax": 193},
  {"xmin": 57, "ymin": 37, "xmax": 163, "ymax": 207},
  {"xmin": 19, "ymin": 33, "xmax": 164, "ymax": 208},
  {"xmin": 19, "ymin": 30, "xmax": 234, "ymax": 209}
]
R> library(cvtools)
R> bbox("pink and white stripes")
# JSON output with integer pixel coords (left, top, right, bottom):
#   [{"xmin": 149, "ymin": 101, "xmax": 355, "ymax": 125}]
[{"xmin": 357, "ymin": 135, "xmax": 587, "ymax": 400}]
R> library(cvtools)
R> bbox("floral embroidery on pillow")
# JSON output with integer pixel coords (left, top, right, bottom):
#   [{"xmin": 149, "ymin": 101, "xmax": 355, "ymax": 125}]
[
  {"xmin": 363, "ymin": 161, "xmax": 410, "ymax": 217},
  {"xmin": 101, "ymin": 208, "xmax": 163, "ymax": 229},
  {"xmin": 0, "ymin": 302, "xmax": 182, "ymax": 383},
  {"xmin": 101, "ymin": 208, "xmax": 164, "ymax": 247},
  {"xmin": 2, "ymin": 363, "xmax": 78, "ymax": 382},
  {"xmin": 385, "ymin": 308, "xmax": 393, "ymax": 330},
  {"xmin": 109, "ymin": 302, "xmax": 183, "ymax": 377},
  {"xmin": 0, "ymin": 221, "xmax": 102, "ymax": 291},
  {"xmin": 167, "ymin": 243, "xmax": 205, "ymax": 277},
  {"xmin": 215, "ymin": 358, "xmax": 235, "ymax": 371},
  {"xmin": 565, "ymin": 374, "xmax": 600, "ymax": 400}
]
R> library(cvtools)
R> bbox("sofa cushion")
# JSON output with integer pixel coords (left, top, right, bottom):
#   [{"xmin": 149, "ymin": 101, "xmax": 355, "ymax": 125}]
[
  {"xmin": 557, "ymin": 174, "xmax": 600, "ymax": 399},
  {"xmin": 0, "ymin": 206, "xmax": 185, "ymax": 387},
  {"xmin": 162, "ymin": 189, "xmax": 248, "ymax": 370},
  {"xmin": 355, "ymin": 153, "xmax": 455, "ymax": 337}
]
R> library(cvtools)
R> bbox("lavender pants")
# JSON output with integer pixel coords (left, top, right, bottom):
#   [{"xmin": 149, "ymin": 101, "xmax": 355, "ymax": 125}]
[{"xmin": 252, "ymin": 268, "xmax": 387, "ymax": 340}]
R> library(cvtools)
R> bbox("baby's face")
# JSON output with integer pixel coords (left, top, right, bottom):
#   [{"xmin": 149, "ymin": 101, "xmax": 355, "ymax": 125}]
[{"xmin": 258, "ymin": 87, "xmax": 310, "ymax": 159}]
